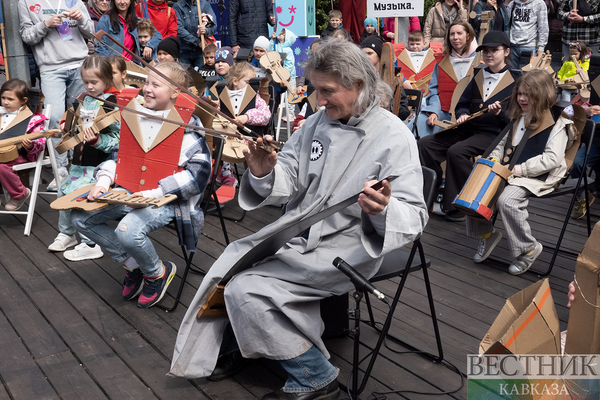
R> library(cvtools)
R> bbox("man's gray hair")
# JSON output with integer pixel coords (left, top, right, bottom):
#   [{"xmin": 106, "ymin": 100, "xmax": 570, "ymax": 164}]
[{"xmin": 304, "ymin": 38, "xmax": 380, "ymax": 116}]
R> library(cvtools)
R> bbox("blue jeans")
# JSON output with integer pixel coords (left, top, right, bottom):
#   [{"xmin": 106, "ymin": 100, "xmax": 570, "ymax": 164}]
[
  {"xmin": 71, "ymin": 203, "xmax": 175, "ymax": 277},
  {"xmin": 279, "ymin": 346, "xmax": 339, "ymax": 393},
  {"xmin": 57, "ymin": 185, "xmax": 94, "ymax": 245},
  {"xmin": 40, "ymin": 67, "xmax": 85, "ymax": 168},
  {"xmin": 180, "ymin": 50, "xmax": 204, "ymax": 69},
  {"xmin": 571, "ymin": 143, "xmax": 600, "ymax": 197},
  {"xmin": 510, "ymin": 44, "xmax": 536, "ymax": 68}
]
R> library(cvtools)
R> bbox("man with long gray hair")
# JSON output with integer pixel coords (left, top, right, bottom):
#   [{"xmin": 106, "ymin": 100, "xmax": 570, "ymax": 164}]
[{"xmin": 170, "ymin": 39, "xmax": 427, "ymax": 400}]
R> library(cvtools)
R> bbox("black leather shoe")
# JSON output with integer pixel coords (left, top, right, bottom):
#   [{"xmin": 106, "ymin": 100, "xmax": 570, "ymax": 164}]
[
  {"xmin": 445, "ymin": 209, "xmax": 466, "ymax": 222},
  {"xmin": 261, "ymin": 380, "xmax": 340, "ymax": 400},
  {"xmin": 207, "ymin": 351, "xmax": 248, "ymax": 381}
]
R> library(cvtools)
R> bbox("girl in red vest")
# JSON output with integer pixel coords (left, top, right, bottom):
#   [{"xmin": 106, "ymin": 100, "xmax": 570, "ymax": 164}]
[
  {"xmin": 71, "ymin": 62, "xmax": 212, "ymax": 309},
  {"xmin": 416, "ymin": 21, "xmax": 478, "ymax": 137}
]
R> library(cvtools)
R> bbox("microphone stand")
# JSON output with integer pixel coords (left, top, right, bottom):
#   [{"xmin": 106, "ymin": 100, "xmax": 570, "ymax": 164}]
[{"xmin": 347, "ymin": 289, "xmax": 363, "ymax": 400}]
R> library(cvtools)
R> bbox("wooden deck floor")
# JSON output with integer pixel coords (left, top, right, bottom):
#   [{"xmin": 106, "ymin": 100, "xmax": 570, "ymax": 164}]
[{"xmin": 0, "ymin": 170, "xmax": 595, "ymax": 400}]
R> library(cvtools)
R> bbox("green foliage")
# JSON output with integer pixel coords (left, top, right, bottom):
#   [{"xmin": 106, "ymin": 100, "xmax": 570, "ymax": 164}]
[{"xmin": 316, "ymin": 0, "xmax": 338, "ymax": 35}]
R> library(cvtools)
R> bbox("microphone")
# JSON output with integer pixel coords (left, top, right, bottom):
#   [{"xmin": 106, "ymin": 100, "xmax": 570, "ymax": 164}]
[{"xmin": 333, "ymin": 257, "xmax": 386, "ymax": 302}]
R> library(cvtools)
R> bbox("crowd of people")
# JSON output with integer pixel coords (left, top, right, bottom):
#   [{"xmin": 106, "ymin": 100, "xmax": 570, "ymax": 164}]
[{"xmin": 1, "ymin": 0, "xmax": 599, "ymax": 399}]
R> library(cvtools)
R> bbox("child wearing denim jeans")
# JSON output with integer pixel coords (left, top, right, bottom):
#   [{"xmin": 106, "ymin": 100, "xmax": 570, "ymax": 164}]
[
  {"xmin": 71, "ymin": 62, "xmax": 212, "ymax": 309},
  {"xmin": 48, "ymin": 55, "xmax": 120, "ymax": 261}
]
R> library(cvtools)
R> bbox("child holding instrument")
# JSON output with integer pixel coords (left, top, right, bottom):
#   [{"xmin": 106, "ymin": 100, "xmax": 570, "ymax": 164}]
[
  {"xmin": 0, "ymin": 79, "xmax": 48, "ymax": 211},
  {"xmin": 398, "ymin": 31, "xmax": 436, "ymax": 91},
  {"xmin": 418, "ymin": 31, "xmax": 519, "ymax": 222},
  {"xmin": 466, "ymin": 70, "xmax": 577, "ymax": 275},
  {"xmin": 48, "ymin": 55, "xmax": 121, "ymax": 261},
  {"xmin": 270, "ymin": 28, "xmax": 297, "ymax": 120},
  {"xmin": 71, "ymin": 62, "xmax": 212, "ymax": 309},
  {"xmin": 416, "ymin": 21, "xmax": 478, "ymax": 137},
  {"xmin": 214, "ymin": 62, "xmax": 271, "ymax": 186},
  {"xmin": 249, "ymin": 36, "xmax": 270, "ymax": 78},
  {"xmin": 558, "ymin": 41, "xmax": 591, "ymax": 101}
]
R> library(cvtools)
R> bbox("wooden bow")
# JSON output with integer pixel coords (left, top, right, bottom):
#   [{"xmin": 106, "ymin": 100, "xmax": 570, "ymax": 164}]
[
  {"xmin": 83, "ymin": 92, "xmax": 283, "ymax": 153},
  {"xmin": 93, "ymin": 30, "xmax": 252, "ymax": 135},
  {"xmin": 434, "ymin": 96, "xmax": 510, "ymax": 133}
]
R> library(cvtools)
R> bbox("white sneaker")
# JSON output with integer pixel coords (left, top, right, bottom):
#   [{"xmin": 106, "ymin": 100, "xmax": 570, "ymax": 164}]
[
  {"xmin": 474, "ymin": 230, "xmax": 502, "ymax": 263},
  {"xmin": 64, "ymin": 243, "xmax": 104, "ymax": 261},
  {"xmin": 509, "ymin": 242, "xmax": 543, "ymax": 275},
  {"xmin": 48, "ymin": 233, "xmax": 78, "ymax": 252},
  {"xmin": 47, "ymin": 168, "xmax": 68, "ymax": 192},
  {"xmin": 4, "ymin": 188, "xmax": 31, "ymax": 211}
]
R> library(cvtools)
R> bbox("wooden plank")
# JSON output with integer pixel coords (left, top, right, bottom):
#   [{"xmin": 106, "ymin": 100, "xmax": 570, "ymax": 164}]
[
  {"xmin": 0, "ymin": 301, "xmax": 58, "ymax": 400},
  {"xmin": 36, "ymin": 351, "xmax": 108, "ymax": 400},
  {"xmin": 19, "ymin": 201, "xmax": 249, "ymax": 399}
]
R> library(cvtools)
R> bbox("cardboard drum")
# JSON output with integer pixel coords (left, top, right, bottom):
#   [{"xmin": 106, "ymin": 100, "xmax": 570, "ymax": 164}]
[{"xmin": 453, "ymin": 158, "xmax": 512, "ymax": 220}]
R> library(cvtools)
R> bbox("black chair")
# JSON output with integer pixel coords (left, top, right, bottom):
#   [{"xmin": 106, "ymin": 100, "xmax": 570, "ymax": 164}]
[
  {"xmin": 403, "ymin": 88, "xmax": 423, "ymax": 139},
  {"xmin": 532, "ymin": 119, "xmax": 596, "ymax": 276},
  {"xmin": 157, "ymin": 136, "xmax": 230, "ymax": 312},
  {"xmin": 202, "ymin": 135, "xmax": 231, "ymax": 245},
  {"xmin": 352, "ymin": 166, "xmax": 443, "ymax": 394}
]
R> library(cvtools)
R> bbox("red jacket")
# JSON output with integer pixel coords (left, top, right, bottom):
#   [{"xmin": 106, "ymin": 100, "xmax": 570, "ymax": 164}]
[{"xmin": 136, "ymin": 0, "xmax": 177, "ymax": 38}]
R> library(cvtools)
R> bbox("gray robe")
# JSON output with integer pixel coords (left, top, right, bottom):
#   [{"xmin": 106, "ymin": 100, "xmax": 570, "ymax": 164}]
[{"xmin": 169, "ymin": 99, "xmax": 428, "ymax": 379}]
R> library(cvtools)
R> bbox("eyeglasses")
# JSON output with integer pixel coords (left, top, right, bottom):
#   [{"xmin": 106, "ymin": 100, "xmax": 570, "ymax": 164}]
[
  {"xmin": 481, "ymin": 48, "xmax": 503, "ymax": 56},
  {"xmin": 97, "ymin": 0, "xmax": 110, "ymax": 3}
]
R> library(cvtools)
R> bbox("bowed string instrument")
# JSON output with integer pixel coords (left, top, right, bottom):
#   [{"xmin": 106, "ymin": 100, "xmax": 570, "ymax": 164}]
[{"xmin": 93, "ymin": 31, "xmax": 254, "ymax": 137}]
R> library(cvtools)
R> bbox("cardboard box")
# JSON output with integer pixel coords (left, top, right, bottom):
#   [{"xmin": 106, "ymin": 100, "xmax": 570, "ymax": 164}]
[
  {"xmin": 480, "ymin": 278, "xmax": 561, "ymax": 355},
  {"xmin": 565, "ymin": 221, "xmax": 600, "ymax": 355}
]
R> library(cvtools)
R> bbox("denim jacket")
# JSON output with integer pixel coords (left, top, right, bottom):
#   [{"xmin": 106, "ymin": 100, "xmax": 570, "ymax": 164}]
[
  {"xmin": 173, "ymin": 0, "xmax": 217, "ymax": 54},
  {"xmin": 95, "ymin": 14, "xmax": 162, "ymax": 62}
]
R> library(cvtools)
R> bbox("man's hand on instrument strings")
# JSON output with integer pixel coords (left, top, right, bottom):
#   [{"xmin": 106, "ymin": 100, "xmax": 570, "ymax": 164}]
[
  {"xmin": 243, "ymin": 135, "xmax": 277, "ymax": 178},
  {"xmin": 487, "ymin": 101, "xmax": 502, "ymax": 116},
  {"xmin": 88, "ymin": 185, "xmax": 107, "ymax": 201},
  {"xmin": 358, "ymin": 180, "xmax": 391, "ymax": 215}
]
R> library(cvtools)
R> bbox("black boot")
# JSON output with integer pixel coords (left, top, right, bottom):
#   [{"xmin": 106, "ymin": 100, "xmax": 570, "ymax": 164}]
[
  {"xmin": 207, "ymin": 350, "xmax": 249, "ymax": 381},
  {"xmin": 261, "ymin": 380, "xmax": 340, "ymax": 400}
]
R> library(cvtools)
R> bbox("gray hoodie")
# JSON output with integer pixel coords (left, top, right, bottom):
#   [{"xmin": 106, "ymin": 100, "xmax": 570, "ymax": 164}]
[
  {"xmin": 506, "ymin": 0, "xmax": 549, "ymax": 51},
  {"xmin": 18, "ymin": 0, "xmax": 94, "ymax": 72}
]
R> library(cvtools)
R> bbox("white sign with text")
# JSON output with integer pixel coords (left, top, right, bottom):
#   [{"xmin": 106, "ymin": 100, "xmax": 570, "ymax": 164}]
[{"xmin": 366, "ymin": 0, "xmax": 424, "ymax": 17}]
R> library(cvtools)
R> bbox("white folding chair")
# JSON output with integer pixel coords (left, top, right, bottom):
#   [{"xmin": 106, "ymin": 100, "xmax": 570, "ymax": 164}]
[
  {"xmin": 275, "ymin": 92, "xmax": 291, "ymax": 142},
  {"xmin": 0, "ymin": 105, "xmax": 61, "ymax": 235}
]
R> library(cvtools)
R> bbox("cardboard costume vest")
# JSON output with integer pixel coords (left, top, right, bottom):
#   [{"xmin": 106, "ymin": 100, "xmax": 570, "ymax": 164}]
[
  {"xmin": 435, "ymin": 54, "xmax": 476, "ymax": 113},
  {"xmin": 210, "ymin": 82, "xmax": 265, "ymax": 135},
  {"xmin": 114, "ymin": 88, "xmax": 194, "ymax": 193},
  {"xmin": 457, "ymin": 67, "xmax": 521, "ymax": 135},
  {"xmin": 396, "ymin": 48, "xmax": 436, "ymax": 94},
  {"xmin": 0, "ymin": 106, "xmax": 33, "ymax": 139},
  {"xmin": 501, "ymin": 111, "xmax": 556, "ymax": 181}
]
